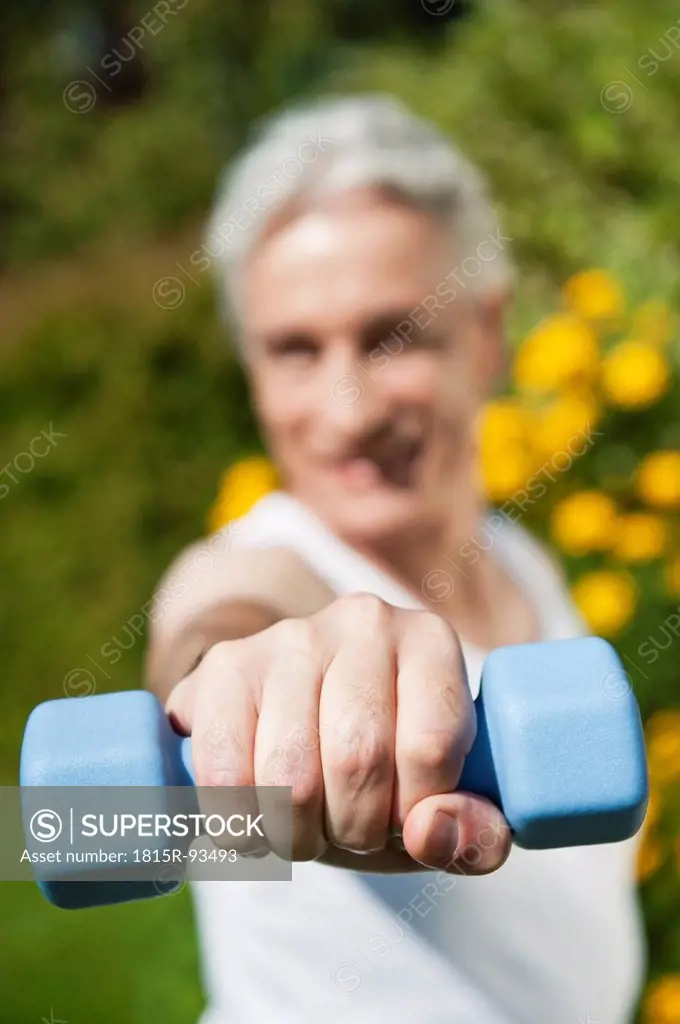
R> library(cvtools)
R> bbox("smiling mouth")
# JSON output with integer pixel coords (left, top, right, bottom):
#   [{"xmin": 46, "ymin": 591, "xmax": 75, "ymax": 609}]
[{"xmin": 337, "ymin": 437, "xmax": 425, "ymax": 490}]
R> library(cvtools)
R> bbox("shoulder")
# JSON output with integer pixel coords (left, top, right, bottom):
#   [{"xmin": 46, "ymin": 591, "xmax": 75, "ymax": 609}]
[
  {"xmin": 493, "ymin": 512, "xmax": 588, "ymax": 638},
  {"xmin": 149, "ymin": 491, "xmax": 337, "ymax": 647},
  {"xmin": 153, "ymin": 536, "xmax": 333, "ymax": 637},
  {"xmin": 155, "ymin": 491, "xmax": 315, "ymax": 603},
  {"xmin": 498, "ymin": 513, "xmax": 566, "ymax": 583}
]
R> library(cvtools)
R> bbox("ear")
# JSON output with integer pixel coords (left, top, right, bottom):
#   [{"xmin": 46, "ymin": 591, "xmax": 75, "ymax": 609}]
[{"xmin": 476, "ymin": 288, "xmax": 511, "ymax": 395}]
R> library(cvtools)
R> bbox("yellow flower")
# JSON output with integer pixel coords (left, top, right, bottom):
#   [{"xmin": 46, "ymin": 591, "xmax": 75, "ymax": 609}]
[
  {"xmin": 631, "ymin": 300, "xmax": 673, "ymax": 346},
  {"xmin": 480, "ymin": 399, "xmax": 534, "ymax": 448},
  {"xmin": 647, "ymin": 709, "xmax": 680, "ymax": 738},
  {"xmin": 636, "ymin": 451, "xmax": 680, "ymax": 510},
  {"xmin": 646, "ymin": 710, "xmax": 680, "ymax": 786},
  {"xmin": 636, "ymin": 833, "xmax": 664, "ymax": 882},
  {"xmin": 644, "ymin": 786, "xmax": 661, "ymax": 831},
  {"xmin": 480, "ymin": 447, "xmax": 535, "ymax": 503},
  {"xmin": 550, "ymin": 491, "xmax": 619, "ymax": 555},
  {"xmin": 613, "ymin": 513, "xmax": 668, "ymax": 563},
  {"xmin": 563, "ymin": 269, "xmax": 625, "ymax": 323},
  {"xmin": 533, "ymin": 390, "xmax": 601, "ymax": 458},
  {"xmin": 571, "ymin": 570, "xmax": 637, "ymax": 636},
  {"xmin": 478, "ymin": 400, "xmax": 537, "ymax": 501},
  {"xmin": 642, "ymin": 975, "xmax": 680, "ymax": 1024},
  {"xmin": 207, "ymin": 456, "xmax": 279, "ymax": 533},
  {"xmin": 600, "ymin": 340, "xmax": 671, "ymax": 409},
  {"xmin": 514, "ymin": 314, "xmax": 600, "ymax": 395},
  {"xmin": 649, "ymin": 735, "xmax": 680, "ymax": 786},
  {"xmin": 634, "ymin": 786, "xmax": 664, "ymax": 880},
  {"xmin": 665, "ymin": 556, "xmax": 680, "ymax": 598}
]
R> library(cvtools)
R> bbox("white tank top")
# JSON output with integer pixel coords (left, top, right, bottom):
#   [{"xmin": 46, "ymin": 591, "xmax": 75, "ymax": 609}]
[{"xmin": 191, "ymin": 491, "xmax": 646, "ymax": 1024}]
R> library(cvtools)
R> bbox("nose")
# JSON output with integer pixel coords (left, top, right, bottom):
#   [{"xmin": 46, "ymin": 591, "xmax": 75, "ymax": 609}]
[{"xmin": 324, "ymin": 348, "xmax": 391, "ymax": 440}]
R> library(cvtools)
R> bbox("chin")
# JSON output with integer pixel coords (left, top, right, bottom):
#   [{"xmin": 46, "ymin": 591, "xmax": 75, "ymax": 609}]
[{"xmin": 322, "ymin": 491, "xmax": 432, "ymax": 549}]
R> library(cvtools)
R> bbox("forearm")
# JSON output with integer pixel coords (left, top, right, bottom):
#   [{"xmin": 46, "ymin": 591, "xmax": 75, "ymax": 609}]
[
  {"xmin": 145, "ymin": 598, "xmax": 282, "ymax": 706},
  {"xmin": 145, "ymin": 542, "xmax": 335, "ymax": 706}
]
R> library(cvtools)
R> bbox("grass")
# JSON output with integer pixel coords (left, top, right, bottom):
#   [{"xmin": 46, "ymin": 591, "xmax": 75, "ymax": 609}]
[{"xmin": 0, "ymin": 883, "xmax": 203, "ymax": 1023}]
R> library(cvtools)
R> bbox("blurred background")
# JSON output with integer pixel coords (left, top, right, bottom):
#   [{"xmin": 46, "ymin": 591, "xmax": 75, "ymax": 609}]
[{"xmin": 1, "ymin": 1, "xmax": 680, "ymax": 1021}]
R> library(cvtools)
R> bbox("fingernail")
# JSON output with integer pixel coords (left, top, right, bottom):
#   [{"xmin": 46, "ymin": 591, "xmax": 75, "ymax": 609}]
[
  {"xmin": 427, "ymin": 810, "xmax": 460, "ymax": 867},
  {"xmin": 242, "ymin": 845, "xmax": 269, "ymax": 859}
]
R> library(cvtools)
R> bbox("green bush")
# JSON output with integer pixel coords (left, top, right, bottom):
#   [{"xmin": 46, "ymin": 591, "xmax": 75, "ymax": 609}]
[{"xmin": 1, "ymin": 1, "xmax": 679, "ymax": 1020}]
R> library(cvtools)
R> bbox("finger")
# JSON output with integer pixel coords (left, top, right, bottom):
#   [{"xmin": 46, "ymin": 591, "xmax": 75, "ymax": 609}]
[
  {"xmin": 317, "ymin": 594, "xmax": 396, "ymax": 853},
  {"xmin": 402, "ymin": 792, "xmax": 512, "ymax": 875},
  {"xmin": 252, "ymin": 618, "xmax": 326, "ymax": 861},
  {"xmin": 183, "ymin": 643, "xmax": 265, "ymax": 857},
  {"xmin": 165, "ymin": 669, "xmax": 199, "ymax": 734},
  {"xmin": 392, "ymin": 611, "xmax": 475, "ymax": 827}
]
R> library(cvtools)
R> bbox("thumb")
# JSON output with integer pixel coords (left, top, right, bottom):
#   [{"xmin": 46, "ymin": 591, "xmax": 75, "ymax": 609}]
[{"xmin": 401, "ymin": 792, "xmax": 512, "ymax": 876}]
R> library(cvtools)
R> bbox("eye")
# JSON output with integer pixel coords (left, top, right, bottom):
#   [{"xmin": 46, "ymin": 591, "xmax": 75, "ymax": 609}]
[
  {"xmin": 265, "ymin": 333, "xmax": 320, "ymax": 361},
  {"xmin": 362, "ymin": 328, "xmax": 448, "ymax": 359},
  {"xmin": 359, "ymin": 312, "xmax": 451, "ymax": 359},
  {"xmin": 403, "ymin": 329, "xmax": 448, "ymax": 351}
]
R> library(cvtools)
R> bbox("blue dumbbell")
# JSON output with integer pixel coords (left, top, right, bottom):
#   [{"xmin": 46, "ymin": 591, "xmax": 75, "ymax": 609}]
[{"xmin": 20, "ymin": 636, "xmax": 648, "ymax": 909}]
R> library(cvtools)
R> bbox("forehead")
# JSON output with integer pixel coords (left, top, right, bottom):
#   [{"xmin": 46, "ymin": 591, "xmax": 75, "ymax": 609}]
[{"xmin": 242, "ymin": 193, "xmax": 456, "ymax": 336}]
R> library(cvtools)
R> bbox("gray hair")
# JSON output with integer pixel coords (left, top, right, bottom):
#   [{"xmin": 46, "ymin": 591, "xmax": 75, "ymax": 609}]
[{"xmin": 204, "ymin": 94, "xmax": 513, "ymax": 338}]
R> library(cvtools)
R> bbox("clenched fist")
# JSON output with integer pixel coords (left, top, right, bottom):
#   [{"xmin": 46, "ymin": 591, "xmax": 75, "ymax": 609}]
[{"xmin": 166, "ymin": 593, "xmax": 512, "ymax": 875}]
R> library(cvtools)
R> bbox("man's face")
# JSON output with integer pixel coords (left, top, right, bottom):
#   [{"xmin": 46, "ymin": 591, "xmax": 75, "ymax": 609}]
[{"xmin": 241, "ymin": 190, "xmax": 502, "ymax": 547}]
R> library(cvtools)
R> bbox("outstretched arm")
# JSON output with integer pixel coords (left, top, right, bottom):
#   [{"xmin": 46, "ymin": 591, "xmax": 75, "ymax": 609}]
[{"xmin": 145, "ymin": 540, "xmax": 335, "ymax": 705}]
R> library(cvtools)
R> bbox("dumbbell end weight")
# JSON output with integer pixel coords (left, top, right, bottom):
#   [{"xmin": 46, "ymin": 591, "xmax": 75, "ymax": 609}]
[
  {"xmin": 20, "ymin": 690, "xmax": 194, "ymax": 909},
  {"xmin": 20, "ymin": 689, "xmax": 193, "ymax": 789},
  {"xmin": 459, "ymin": 636, "xmax": 649, "ymax": 849}
]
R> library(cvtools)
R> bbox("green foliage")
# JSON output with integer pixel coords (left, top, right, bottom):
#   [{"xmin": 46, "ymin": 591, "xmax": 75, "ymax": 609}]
[{"xmin": 1, "ymin": 0, "xmax": 679, "ymax": 1020}]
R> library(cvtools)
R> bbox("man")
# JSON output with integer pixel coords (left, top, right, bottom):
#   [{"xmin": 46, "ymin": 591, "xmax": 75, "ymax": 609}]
[{"xmin": 146, "ymin": 95, "xmax": 645, "ymax": 1023}]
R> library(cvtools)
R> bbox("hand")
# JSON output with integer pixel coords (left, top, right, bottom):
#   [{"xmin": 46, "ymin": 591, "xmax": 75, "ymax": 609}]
[{"xmin": 166, "ymin": 593, "xmax": 512, "ymax": 875}]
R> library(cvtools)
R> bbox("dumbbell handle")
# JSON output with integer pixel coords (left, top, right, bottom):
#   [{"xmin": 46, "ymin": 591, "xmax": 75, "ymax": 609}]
[{"xmin": 172, "ymin": 695, "xmax": 499, "ymax": 802}]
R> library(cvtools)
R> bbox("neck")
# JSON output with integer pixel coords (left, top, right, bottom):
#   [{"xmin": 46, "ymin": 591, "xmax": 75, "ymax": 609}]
[
  {"xmin": 291, "ymin": 480, "xmax": 543, "ymax": 650},
  {"xmin": 354, "ymin": 496, "xmax": 539, "ymax": 653},
  {"xmin": 354, "ymin": 486, "xmax": 491, "ymax": 610}
]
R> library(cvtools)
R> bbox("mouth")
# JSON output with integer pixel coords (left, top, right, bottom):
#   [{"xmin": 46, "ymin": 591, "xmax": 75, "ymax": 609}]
[{"xmin": 333, "ymin": 436, "xmax": 426, "ymax": 490}]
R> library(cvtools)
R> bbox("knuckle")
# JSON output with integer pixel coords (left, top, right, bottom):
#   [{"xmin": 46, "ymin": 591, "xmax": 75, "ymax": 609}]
[
  {"xmin": 275, "ymin": 724, "xmax": 321, "ymax": 767},
  {"xmin": 270, "ymin": 617, "xmax": 318, "ymax": 662},
  {"xmin": 398, "ymin": 730, "xmax": 457, "ymax": 776},
  {"xmin": 411, "ymin": 610, "xmax": 461, "ymax": 651},
  {"xmin": 336, "ymin": 592, "xmax": 392, "ymax": 630},
  {"xmin": 325, "ymin": 735, "xmax": 392, "ymax": 791},
  {"xmin": 289, "ymin": 772, "xmax": 324, "ymax": 815},
  {"xmin": 200, "ymin": 639, "xmax": 243, "ymax": 678},
  {"xmin": 259, "ymin": 729, "xmax": 320, "ymax": 787},
  {"xmin": 260, "ymin": 747, "xmax": 322, "ymax": 812}
]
